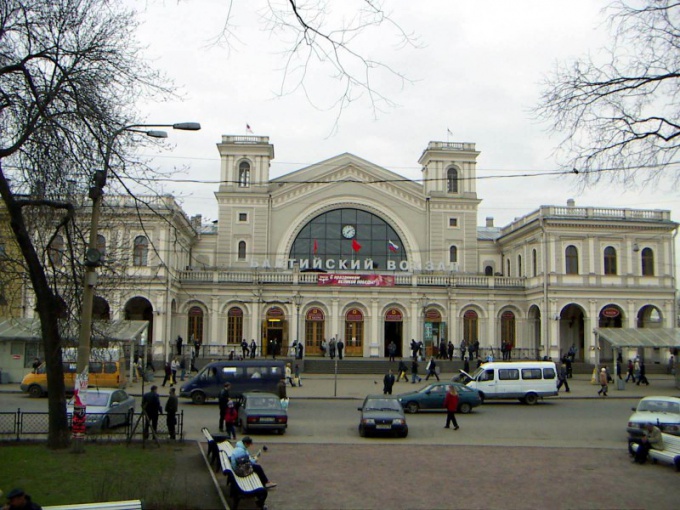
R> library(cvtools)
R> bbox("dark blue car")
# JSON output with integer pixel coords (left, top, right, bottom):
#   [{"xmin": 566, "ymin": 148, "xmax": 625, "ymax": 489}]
[
  {"xmin": 358, "ymin": 395, "xmax": 408, "ymax": 438},
  {"xmin": 397, "ymin": 382, "xmax": 482, "ymax": 414}
]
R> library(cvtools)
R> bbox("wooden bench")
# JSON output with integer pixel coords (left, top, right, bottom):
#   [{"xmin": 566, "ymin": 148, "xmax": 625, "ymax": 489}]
[
  {"xmin": 44, "ymin": 501, "xmax": 143, "ymax": 510},
  {"xmin": 218, "ymin": 440, "xmax": 268, "ymax": 509},
  {"xmin": 201, "ymin": 426, "xmax": 220, "ymax": 471},
  {"xmin": 630, "ymin": 432, "xmax": 680, "ymax": 471}
]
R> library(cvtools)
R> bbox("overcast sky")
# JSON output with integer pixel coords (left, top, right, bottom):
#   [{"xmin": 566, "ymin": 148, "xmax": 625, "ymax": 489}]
[{"xmin": 130, "ymin": 0, "xmax": 678, "ymax": 236}]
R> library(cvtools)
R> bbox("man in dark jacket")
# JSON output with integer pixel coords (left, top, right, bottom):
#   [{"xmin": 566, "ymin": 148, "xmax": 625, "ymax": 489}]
[
  {"xmin": 218, "ymin": 382, "xmax": 231, "ymax": 432},
  {"xmin": 142, "ymin": 385, "xmax": 162, "ymax": 439},
  {"xmin": 383, "ymin": 370, "xmax": 396, "ymax": 395},
  {"xmin": 165, "ymin": 387, "xmax": 179, "ymax": 440},
  {"xmin": 5, "ymin": 488, "xmax": 42, "ymax": 510}
]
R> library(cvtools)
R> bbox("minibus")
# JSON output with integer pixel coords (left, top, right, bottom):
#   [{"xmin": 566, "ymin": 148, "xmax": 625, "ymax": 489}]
[{"xmin": 459, "ymin": 361, "xmax": 558, "ymax": 404}]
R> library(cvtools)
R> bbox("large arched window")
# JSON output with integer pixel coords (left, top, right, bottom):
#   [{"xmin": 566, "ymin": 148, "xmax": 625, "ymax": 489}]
[
  {"xmin": 446, "ymin": 167, "xmax": 459, "ymax": 193},
  {"xmin": 227, "ymin": 307, "xmax": 243, "ymax": 343},
  {"xmin": 238, "ymin": 161, "xmax": 250, "ymax": 188},
  {"xmin": 49, "ymin": 235, "xmax": 64, "ymax": 267},
  {"xmin": 133, "ymin": 236, "xmax": 149, "ymax": 266},
  {"xmin": 188, "ymin": 306, "xmax": 204, "ymax": 343},
  {"xmin": 463, "ymin": 310, "xmax": 478, "ymax": 342},
  {"xmin": 565, "ymin": 245, "xmax": 578, "ymax": 275},
  {"xmin": 641, "ymin": 248, "xmax": 654, "ymax": 276},
  {"xmin": 449, "ymin": 246, "xmax": 457, "ymax": 263},
  {"xmin": 604, "ymin": 246, "xmax": 617, "ymax": 275},
  {"xmin": 238, "ymin": 241, "xmax": 246, "ymax": 260},
  {"xmin": 96, "ymin": 234, "xmax": 106, "ymax": 259},
  {"xmin": 289, "ymin": 208, "xmax": 407, "ymax": 270}
]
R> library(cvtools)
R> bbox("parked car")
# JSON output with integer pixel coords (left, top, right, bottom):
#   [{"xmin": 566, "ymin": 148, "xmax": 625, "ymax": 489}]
[
  {"xmin": 357, "ymin": 395, "xmax": 408, "ymax": 438},
  {"xmin": 397, "ymin": 382, "xmax": 482, "ymax": 414},
  {"xmin": 238, "ymin": 391, "xmax": 288, "ymax": 434},
  {"xmin": 627, "ymin": 396, "xmax": 680, "ymax": 439},
  {"xmin": 67, "ymin": 389, "xmax": 135, "ymax": 431}
]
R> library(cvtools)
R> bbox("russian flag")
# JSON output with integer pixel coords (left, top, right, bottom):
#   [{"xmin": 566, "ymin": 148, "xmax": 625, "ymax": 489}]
[{"xmin": 388, "ymin": 240, "xmax": 399, "ymax": 253}]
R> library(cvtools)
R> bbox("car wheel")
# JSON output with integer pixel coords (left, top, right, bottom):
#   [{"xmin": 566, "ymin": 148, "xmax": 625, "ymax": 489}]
[
  {"xmin": 406, "ymin": 402, "xmax": 420, "ymax": 414},
  {"xmin": 400, "ymin": 430, "xmax": 408, "ymax": 438},
  {"xmin": 191, "ymin": 392, "xmax": 206, "ymax": 405},
  {"xmin": 458, "ymin": 402, "xmax": 472, "ymax": 414},
  {"xmin": 28, "ymin": 385, "xmax": 43, "ymax": 398},
  {"xmin": 102, "ymin": 416, "xmax": 111, "ymax": 430},
  {"xmin": 524, "ymin": 393, "xmax": 538, "ymax": 405}
]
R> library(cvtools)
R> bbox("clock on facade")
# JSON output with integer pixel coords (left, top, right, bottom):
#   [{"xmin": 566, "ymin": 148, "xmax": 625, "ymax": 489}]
[{"xmin": 341, "ymin": 225, "xmax": 356, "ymax": 239}]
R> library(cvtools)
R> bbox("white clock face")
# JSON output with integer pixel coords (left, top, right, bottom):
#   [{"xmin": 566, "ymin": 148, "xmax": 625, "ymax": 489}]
[{"xmin": 342, "ymin": 225, "xmax": 356, "ymax": 239}]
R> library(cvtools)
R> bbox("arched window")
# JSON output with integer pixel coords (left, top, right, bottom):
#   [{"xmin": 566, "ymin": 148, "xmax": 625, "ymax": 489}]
[
  {"xmin": 238, "ymin": 241, "xmax": 246, "ymax": 260},
  {"xmin": 484, "ymin": 265, "xmax": 493, "ymax": 276},
  {"xmin": 96, "ymin": 234, "xmax": 106, "ymax": 259},
  {"xmin": 49, "ymin": 235, "xmax": 64, "ymax": 267},
  {"xmin": 227, "ymin": 307, "xmax": 243, "ymax": 343},
  {"xmin": 565, "ymin": 245, "xmax": 579, "ymax": 275},
  {"xmin": 641, "ymin": 247, "xmax": 654, "ymax": 276},
  {"xmin": 501, "ymin": 311, "xmax": 516, "ymax": 347},
  {"xmin": 449, "ymin": 245, "xmax": 457, "ymax": 263},
  {"xmin": 517, "ymin": 255, "xmax": 522, "ymax": 277},
  {"xmin": 188, "ymin": 306, "xmax": 204, "ymax": 343},
  {"xmin": 604, "ymin": 246, "xmax": 617, "ymax": 275},
  {"xmin": 446, "ymin": 167, "xmax": 458, "ymax": 193},
  {"xmin": 463, "ymin": 310, "xmax": 478, "ymax": 342},
  {"xmin": 133, "ymin": 236, "xmax": 149, "ymax": 266},
  {"xmin": 532, "ymin": 249, "xmax": 537, "ymax": 277},
  {"xmin": 238, "ymin": 161, "xmax": 251, "ymax": 188}
]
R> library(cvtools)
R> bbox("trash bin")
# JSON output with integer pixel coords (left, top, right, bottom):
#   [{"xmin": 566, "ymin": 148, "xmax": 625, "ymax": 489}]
[{"xmin": 617, "ymin": 378, "xmax": 625, "ymax": 391}]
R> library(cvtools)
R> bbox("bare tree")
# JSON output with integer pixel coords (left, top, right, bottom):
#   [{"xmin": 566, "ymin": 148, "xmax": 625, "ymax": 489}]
[
  {"xmin": 535, "ymin": 0, "xmax": 680, "ymax": 186},
  {"xmin": 0, "ymin": 0, "xmax": 170, "ymax": 448}
]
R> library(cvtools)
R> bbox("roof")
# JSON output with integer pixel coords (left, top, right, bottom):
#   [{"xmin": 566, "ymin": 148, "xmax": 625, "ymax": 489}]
[
  {"xmin": 477, "ymin": 226, "xmax": 501, "ymax": 241},
  {"xmin": 594, "ymin": 328, "xmax": 680, "ymax": 349},
  {"xmin": 0, "ymin": 318, "xmax": 149, "ymax": 342}
]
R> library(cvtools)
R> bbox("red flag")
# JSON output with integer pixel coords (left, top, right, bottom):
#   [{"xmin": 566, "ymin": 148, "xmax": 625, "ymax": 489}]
[
  {"xmin": 313, "ymin": 239, "xmax": 318, "ymax": 255},
  {"xmin": 352, "ymin": 239, "xmax": 362, "ymax": 252}
]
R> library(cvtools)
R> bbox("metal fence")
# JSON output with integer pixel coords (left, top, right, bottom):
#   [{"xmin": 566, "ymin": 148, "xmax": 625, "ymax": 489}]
[{"xmin": 0, "ymin": 409, "xmax": 184, "ymax": 442}]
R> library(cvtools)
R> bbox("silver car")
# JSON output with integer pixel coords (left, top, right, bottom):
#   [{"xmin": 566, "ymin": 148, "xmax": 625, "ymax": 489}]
[
  {"xmin": 68, "ymin": 389, "xmax": 136, "ymax": 431},
  {"xmin": 627, "ymin": 396, "xmax": 680, "ymax": 439}
]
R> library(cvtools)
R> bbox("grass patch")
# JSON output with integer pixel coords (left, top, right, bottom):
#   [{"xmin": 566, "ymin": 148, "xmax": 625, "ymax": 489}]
[{"xmin": 0, "ymin": 442, "xmax": 195, "ymax": 508}]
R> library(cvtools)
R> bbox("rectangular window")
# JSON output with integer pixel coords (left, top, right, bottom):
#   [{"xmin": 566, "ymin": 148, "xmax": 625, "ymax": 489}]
[
  {"xmin": 239, "ymin": 213, "xmax": 248, "ymax": 222},
  {"xmin": 498, "ymin": 369, "xmax": 519, "ymax": 380},
  {"xmin": 522, "ymin": 368, "xmax": 542, "ymax": 380},
  {"xmin": 543, "ymin": 368, "xmax": 556, "ymax": 379},
  {"xmin": 449, "ymin": 217, "xmax": 458, "ymax": 227}
]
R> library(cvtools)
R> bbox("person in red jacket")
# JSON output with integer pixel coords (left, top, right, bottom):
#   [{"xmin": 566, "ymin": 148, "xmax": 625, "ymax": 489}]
[
  {"xmin": 223, "ymin": 400, "xmax": 238, "ymax": 440},
  {"xmin": 443, "ymin": 386, "xmax": 460, "ymax": 430}
]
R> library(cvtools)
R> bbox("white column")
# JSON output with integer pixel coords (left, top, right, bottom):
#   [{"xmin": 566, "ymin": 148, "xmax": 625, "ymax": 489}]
[
  {"xmin": 369, "ymin": 298, "xmax": 379, "ymax": 357},
  {"xmin": 211, "ymin": 296, "xmax": 220, "ymax": 345}
]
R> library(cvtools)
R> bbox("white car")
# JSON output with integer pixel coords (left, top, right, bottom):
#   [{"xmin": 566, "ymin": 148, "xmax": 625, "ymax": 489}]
[{"xmin": 627, "ymin": 396, "xmax": 680, "ymax": 439}]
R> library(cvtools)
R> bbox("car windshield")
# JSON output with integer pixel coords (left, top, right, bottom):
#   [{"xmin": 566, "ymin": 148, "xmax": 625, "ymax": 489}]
[
  {"xmin": 248, "ymin": 397, "xmax": 281, "ymax": 409},
  {"xmin": 637, "ymin": 400, "xmax": 680, "ymax": 414},
  {"xmin": 364, "ymin": 399, "xmax": 401, "ymax": 411}
]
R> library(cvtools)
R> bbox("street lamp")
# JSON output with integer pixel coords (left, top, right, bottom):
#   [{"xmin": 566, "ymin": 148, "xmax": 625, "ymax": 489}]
[
  {"xmin": 420, "ymin": 294, "xmax": 428, "ymax": 359},
  {"xmin": 293, "ymin": 292, "xmax": 303, "ymax": 357},
  {"xmin": 73, "ymin": 122, "xmax": 200, "ymax": 449}
]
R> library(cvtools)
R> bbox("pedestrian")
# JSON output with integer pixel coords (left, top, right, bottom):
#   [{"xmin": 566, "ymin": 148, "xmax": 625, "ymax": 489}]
[
  {"xmin": 597, "ymin": 367, "xmax": 609, "ymax": 397},
  {"xmin": 176, "ymin": 335, "xmax": 183, "ymax": 356},
  {"xmin": 223, "ymin": 400, "xmax": 238, "ymax": 441},
  {"xmin": 411, "ymin": 359, "xmax": 422, "ymax": 384},
  {"xmin": 463, "ymin": 357, "xmax": 470, "ymax": 374},
  {"xmin": 447, "ymin": 341, "xmax": 454, "ymax": 361},
  {"xmin": 296, "ymin": 340, "xmax": 304, "ymax": 360},
  {"xmin": 460, "ymin": 339, "xmax": 467, "ymax": 361},
  {"xmin": 170, "ymin": 357, "xmax": 179, "ymax": 385},
  {"xmin": 417, "ymin": 340, "xmax": 424, "ymax": 360},
  {"xmin": 637, "ymin": 360, "xmax": 649, "ymax": 386},
  {"xmin": 632, "ymin": 423, "xmax": 664, "ymax": 464},
  {"xmin": 387, "ymin": 340, "xmax": 397, "ymax": 362},
  {"xmin": 193, "ymin": 337, "xmax": 201, "ymax": 358},
  {"xmin": 142, "ymin": 385, "xmax": 162, "ymax": 439},
  {"xmin": 165, "ymin": 387, "xmax": 178, "ymax": 440},
  {"xmin": 625, "ymin": 359, "xmax": 635, "ymax": 383},
  {"xmin": 277, "ymin": 378, "xmax": 287, "ymax": 400},
  {"xmin": 383, "ymin": 369, "xmax": 396, "ymax": 395},
  {"xmin": 557, "ymin": 363, "xmax": 570, "ymax": 393},
  {"xmin": 31, "ymin": 358, "xmax": 41, "ymax": 373},
  {"xmin": 443, "ymin": 385, "xmax": 460, "ymax": 430},
  {"xmin": 506, "ymin": 341, "xmax": 513, "ymax": 360},
  {"xmin": 410, "ymin": 339, "xmax": 418, "ymax": 360},
  {"xmin": 231, "ymin": 436, "xmax": 277, "ymax": 489},
  {"xmin": 425, "ymin": 357, "xmax": 440, "ymax": 381},
  {"xmin": 285, "ymin": 363, "xmax": 296, "ymax": 386},
  {"xmin": 561, "ymin": 354, "xmax": 573, "ymax": 378},
  {"xmin": 218, "ymin": 382, "xmax": 231, "ymax": 432},
  {"xmin": 4, "ymin": 488, "xmax": 42, "ymax": 510},
  {"xmin": 634, "ymin": 358, "xmax": 641, "ymax": 381},
  {"xmin": 397, "ymin": 358, "xmax": 409, "ymax": 382},
  {"xmin": 329, "ymin": 338, "xmax": 336, "ymax": 359},
  {"xmin": 250, "ymin": 339, "xmax": 257, "ymax": 358},
  {"xmin": 337, "ymin": 338, "xmax": 344, "ymax": 359},
  {"xmin": 472, "ymin": 340, "xmax": 480, "ymax": 360},
  {"xmin": 179, "ymin": 356, "xmax": 186, "ymax": 381},
  {"xmin": 438, "ymin": 340, "xmax": 446, "ymax": 360},
  {"xmin": 321, "ymin": 338, "xmax": 327, "ymax": 357},
  {"xmin": 241, "ymin": 338, "xmax": 250, "ymax": 359},
  {"xmin": 294, "ymin": 363, "xmax": 303, "ymax": 386},
  {"xmin": 161, "ymin": 361, "xmax": 172, "ymax": 387}
]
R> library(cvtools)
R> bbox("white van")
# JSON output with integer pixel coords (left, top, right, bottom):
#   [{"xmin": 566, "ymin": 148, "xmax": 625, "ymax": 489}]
[{"xmin": 458, "ymin": 361, "xmax": 558, "ymax": 405}]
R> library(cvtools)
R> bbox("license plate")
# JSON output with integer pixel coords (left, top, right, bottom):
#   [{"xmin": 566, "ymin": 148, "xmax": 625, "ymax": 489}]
[
  {"xmin": 376, "ymin": 424, "xmax": 391, "ymax": 429},
  {"xmin": 259, "ymin": 417, "xmax": 275, "ymax": 423}
]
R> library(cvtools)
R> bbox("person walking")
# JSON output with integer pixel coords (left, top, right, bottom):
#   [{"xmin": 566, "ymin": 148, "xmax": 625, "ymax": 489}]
[
  {"xmin": 637, "ymin": 360, "xmax": 649, "ymax": 386},
  {"xmin": 250, "ymin": 339, "xmax": 257, "ymax": 358},
  {"xmin": 223, "ymin": 400, "xmax": 238, "ymax": 441},
  {"xmin": 294, "ymin": 363, "xmax": 303, "ymax": 386},
  {"xmin": 447, "ymin": 341, "xmax": 454, "ymax": 361},
  {"xmin": 460, "ymin": 339, "xmax": 467, "ymax": 361},
  {"xmin": 337, "ymin": 339, "xmax": 344, "ymax": 359},
  {"xmin": 161, "ymin": 361, "xmax": 172, "ymax": 387},
  {"xmin": 597, "ymin": 367, "xmax": 609, "ymax": 396},
  {"xmin": 170, "ymin": 358, "xmax": 179, "ymax": 385},
  {"xmin": 241, "ymin": 339, "xmax": 249, "ymax": 359},
  {"xmin": 425, "ymin": 357, "xmax": 440, "ymax": 381},
  {"xmin": 625, "ymin": 359, "xmax": 635, "ymax": 383},
  {"xmin": 165, "ymin": 387, "xmax": 178, "ymax": 440},
  {"xmin": 411, "ymin": 359, "xmax": 422, "ymax": 384},
  {"xmin": 443, "ymin": 386, "xmax": 460, "ymax": 430},
  {"xmin": 285, "ymin": 363, "xmax": 296, "ymax": 386},
  {"xmin": 176, "ymin": 335, "xmax": 183, "ymax": 356},
  {"xmin": 472, "ymin": 340, "xmax": 480, "ymax": 360},
  {"xmin": 383, "ymin": 369, "xmax": 396, "ymax": 395},
  {"xmin": 397, "ymin": 359, "xmax": 409, "ymax": 382},
  {"xmin": 557, "ymin": 362, "xmax": 570, "ymax": 393},
  {"xmin": 218, "ymin": 382, "xmax": 231, "ymax": 432},
  {"xmin": 142, "ymin": 385, "xmax": 162, "ymax": 439},
  {"xmin": 329, "ymin": 338, "xmax": 336, "ymax": 359}
]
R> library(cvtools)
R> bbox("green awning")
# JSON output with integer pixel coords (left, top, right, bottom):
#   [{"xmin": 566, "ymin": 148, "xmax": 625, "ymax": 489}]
[
  {"xmin": 594, "ymin": 328, "xmax": 680, "ymax": 349},
  {"xmin": 0, "ymin": 318, "xmax": 149, "ymax": 342}
]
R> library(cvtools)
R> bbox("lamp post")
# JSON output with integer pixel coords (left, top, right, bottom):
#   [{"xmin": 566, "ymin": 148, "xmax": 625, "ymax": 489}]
[
  {"xmin": 293, "ymin": 292, "xmax": 303, "ymax": 357},
  {"xmin": 420, "ymin": 294, "xmax": 428, "ymax": 359},
  {"xmin": 73, "ymin": 122, "xmax": 200, "ymax": 449}
]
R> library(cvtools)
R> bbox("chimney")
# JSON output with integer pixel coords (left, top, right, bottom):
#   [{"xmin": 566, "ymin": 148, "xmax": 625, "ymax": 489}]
[
  {"xmin": 485, "ymin": 217, "xmax": 494, "ymax": 227},
  {"xmin": 190, "ymin": 214, "xmax": 202, "ymax": 230},
  {"xmin": 567, "ymin": 198, "xmax": 575, "ymax": 208}
]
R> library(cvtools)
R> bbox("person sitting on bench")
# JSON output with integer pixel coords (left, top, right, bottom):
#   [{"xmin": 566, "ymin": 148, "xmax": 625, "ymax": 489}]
[
  {"xmin": 633, "ymin": 423, "xmax": 664, "ymax": 464},
  {"xmin": 231, "ymin": 436, "xmax": 277, "ymax": 489}
]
